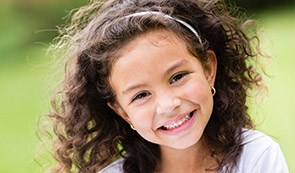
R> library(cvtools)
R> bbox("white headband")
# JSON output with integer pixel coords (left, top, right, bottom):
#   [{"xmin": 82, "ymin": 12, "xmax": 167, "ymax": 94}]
[{"xmin": 123, "ymin": 11, "xmax": 203, "ymax": 46}]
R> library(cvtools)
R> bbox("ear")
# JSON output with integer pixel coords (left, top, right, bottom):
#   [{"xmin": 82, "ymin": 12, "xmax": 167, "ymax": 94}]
[
  {"xmin": 107, "ymin": 102, "xmax": 131, "ymax": 124},
  {"xmin": 204, "ymin": 50, "xmax": 217, "ymax": 86}
]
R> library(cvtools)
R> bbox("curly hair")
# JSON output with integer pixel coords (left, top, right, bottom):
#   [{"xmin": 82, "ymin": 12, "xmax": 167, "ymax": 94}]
[{"xmin": 46, "ymin": 0, "xmax": 264, "ymax": 172}]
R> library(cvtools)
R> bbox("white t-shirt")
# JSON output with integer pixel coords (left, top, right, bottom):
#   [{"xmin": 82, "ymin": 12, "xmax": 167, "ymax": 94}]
[
  {"xmin": 221, "ymin": 129, "xmax": 289, "ymax": 172},
  {"xmin": 99, "ymin": 129, "xmax": 289, "ymax": 173}
]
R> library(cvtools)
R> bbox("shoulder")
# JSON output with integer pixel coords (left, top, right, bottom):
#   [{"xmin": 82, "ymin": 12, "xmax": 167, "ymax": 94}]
[
  {"xmin": 235, "ymin": 129, "xmax": 289, "ymax": 173},
  {"xmin": 98, "ymin": 158, "xmax": 125, "ymax": 173},
  {"xmin": 241, "ymin": 128, "xmax": 274, "ymax": 152}
]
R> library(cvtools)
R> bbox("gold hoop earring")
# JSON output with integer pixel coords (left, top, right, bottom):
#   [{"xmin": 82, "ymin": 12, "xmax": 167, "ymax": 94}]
[
  {"xmin": 211, "ymin": 86, "xmax": 216, "ymax": 96},
  {"xmin": 130, "ymin": 124, "xmax": 136, "ymax": 130}
]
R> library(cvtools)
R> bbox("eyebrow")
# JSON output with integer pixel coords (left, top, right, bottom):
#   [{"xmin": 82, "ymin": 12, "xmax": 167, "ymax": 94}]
[
  {"xmin": 122, "ymin": 84, "xmax": 147, "ymax": 95},
  {"xmin": 122, "ymin": 59, "xmax": 188, "ymax": 95},
  {"xmin": 164, "ymin": 59, "xmax": 188, "ymax": 76}
]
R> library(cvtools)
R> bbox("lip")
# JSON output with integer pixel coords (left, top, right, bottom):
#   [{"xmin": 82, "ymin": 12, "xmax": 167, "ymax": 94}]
[
  {"xmin": 161, "ymin": 111, "xmax": 192, "ymax": 127},
  {"xmin": 158, "ymin": 110, "xmax": 196, "ymax": 135}
]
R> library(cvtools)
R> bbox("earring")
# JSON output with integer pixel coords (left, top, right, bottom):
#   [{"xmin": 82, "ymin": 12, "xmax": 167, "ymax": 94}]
[
  {"xmin": 130, "ymin": 124, "xmax": 136, "ymax": 130},
  {"xmin": 211, "ymin": 86, "xmax": 216, "ymax": 96}
]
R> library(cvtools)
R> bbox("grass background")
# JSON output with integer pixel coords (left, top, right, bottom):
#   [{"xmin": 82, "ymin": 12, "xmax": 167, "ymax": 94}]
[{"xmin": 0, "ymin": 2, "xmax": 294, "ymax": 173}]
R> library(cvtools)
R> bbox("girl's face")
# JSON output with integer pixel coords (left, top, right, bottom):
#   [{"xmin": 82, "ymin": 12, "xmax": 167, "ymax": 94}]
[{"xmin": 109, "ymin": 29, "xmax": 217, "ymax": 149}]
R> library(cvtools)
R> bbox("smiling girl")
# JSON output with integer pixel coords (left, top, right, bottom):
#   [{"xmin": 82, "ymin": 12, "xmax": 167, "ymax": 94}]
[{"xmin": 47, "ymin": 0, "xmax": 288, "ymax": 172}]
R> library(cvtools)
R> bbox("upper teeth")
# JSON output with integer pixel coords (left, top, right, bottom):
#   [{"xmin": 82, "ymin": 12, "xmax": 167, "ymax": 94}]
[{"xmin": 163, "ymin": 113, "xmax": 192, "ymax": 130}]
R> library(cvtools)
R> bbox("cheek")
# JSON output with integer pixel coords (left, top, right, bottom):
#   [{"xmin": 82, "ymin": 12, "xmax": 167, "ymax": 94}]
[
  {"xmin": 182, "ymin": 79, "xmax": 211, "ymax": 104},
  {"xmin": 126, "ymin": 106, "xmax": 155, "ymax": 128}
]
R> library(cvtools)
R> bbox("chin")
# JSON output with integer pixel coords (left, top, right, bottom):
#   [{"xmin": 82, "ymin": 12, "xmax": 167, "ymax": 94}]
[{"xmin": 164, "ymin": 137, "xmax": 201, "ymax": 150}]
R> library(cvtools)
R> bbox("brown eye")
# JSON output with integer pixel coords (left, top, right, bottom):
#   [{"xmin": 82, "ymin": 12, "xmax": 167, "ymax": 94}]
[
  {"xmin": 131, "ymin": 92, "xmax": 150, "ymax": 102},
  {"xmin": 170, "ymin": 72, "xmax": 189, "ymax": 84}
]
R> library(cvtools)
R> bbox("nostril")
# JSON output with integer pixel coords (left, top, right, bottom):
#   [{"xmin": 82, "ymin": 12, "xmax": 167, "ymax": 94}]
[
  {"xmin": 156, "ymin": 109, "xmax": 177, "ymax": 117},
  {"xmin": 156, "ymin": 97, "xmax": 181, "ymax": 116}
]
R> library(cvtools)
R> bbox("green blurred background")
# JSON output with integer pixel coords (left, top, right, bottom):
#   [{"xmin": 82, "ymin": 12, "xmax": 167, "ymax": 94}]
[{"xmin": 0, "ymin": 0, "xmax": 294, "ymax": 172}]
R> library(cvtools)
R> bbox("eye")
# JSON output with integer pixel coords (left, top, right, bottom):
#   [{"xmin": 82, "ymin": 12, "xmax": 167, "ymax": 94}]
[
  {"xmin": 131, "ymin": 91, "xmax": 150, "ymax": 102},
  {"xmin": 170, "ymin": 72, "xmax": 189, "ymax": 84}
]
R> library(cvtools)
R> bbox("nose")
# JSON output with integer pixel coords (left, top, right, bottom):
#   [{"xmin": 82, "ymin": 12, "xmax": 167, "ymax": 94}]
[{"xmin": 156, "ymin": 92, "xmax": 181, "ymax": 116}]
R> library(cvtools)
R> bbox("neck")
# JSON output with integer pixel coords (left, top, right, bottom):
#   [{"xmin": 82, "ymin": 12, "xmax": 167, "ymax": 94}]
[{"xmin": 155, "ymin": 137, "xmax": 218, "ymax": 173}]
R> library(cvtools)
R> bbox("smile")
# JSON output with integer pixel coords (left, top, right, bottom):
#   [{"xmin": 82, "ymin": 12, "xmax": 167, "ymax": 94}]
[{"xmin": 160, "ymin": 110, "xmax": 195, "ymax": 130}]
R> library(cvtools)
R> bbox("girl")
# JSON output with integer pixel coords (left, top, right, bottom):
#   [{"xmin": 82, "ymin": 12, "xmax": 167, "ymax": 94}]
[{"xmin": 47, "ymin": 0, "xmax": 289, "ymax": 172}]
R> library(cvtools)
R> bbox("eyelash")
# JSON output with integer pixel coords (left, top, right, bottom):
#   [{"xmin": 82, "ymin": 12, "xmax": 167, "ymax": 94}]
[
  {"xmin": 130, "ymin": 72, "xmax": 189, "ymax": 103},
  {"xmin": 131, "ymin": 91, "xmax": 150, "ymax": 102},
  {"xmin": 170, "ymin": 71, "xmax": 189, "ymax": 84}
]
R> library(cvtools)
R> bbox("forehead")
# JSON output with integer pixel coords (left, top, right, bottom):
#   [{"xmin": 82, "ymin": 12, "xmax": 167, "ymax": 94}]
[
  {"xmin": 108, "ymin": 29, "xmax": 195, "ymax": 90},
  {"xmin": 113, "ymin": 29, "xmax": 189, "ymax": 71}
]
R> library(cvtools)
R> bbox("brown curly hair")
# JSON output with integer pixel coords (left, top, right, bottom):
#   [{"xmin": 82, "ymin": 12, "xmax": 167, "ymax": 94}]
[{"xmin": 46, "ymin": 0, "xmax": 264, "ymax": 172}]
